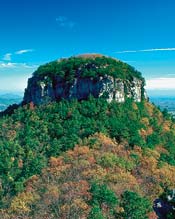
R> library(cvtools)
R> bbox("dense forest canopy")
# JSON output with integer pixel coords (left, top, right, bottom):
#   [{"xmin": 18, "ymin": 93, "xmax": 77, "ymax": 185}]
[
  {"xmin": 0, "ymin": 97, "xmax": 175, "ymax": 218},
  {"xmin": 34, "ymin": 55, "xmax": 144, "ymax": 83}
]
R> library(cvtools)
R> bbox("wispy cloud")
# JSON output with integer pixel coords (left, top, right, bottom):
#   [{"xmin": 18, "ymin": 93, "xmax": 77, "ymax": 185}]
[
  {"xmin": 15, "ymin": 49, "xmax": 34, "ymax": 55},
  {"xmin": 2, "ymin": 49, "xmax": 34, "ymax": 62},
  {"xmin": 116, "ymin": 48, "xmax": 175, "ymax": 54},
  {"xmin": 0, "ymin": 62, "xmax": 14, "ymax": 68},
  {"xmin": 3, "ymin": 53, "xmax": 12, "ymax": 61},
  {"xmin": 56, "ymin": 16, "xmax": 76, "ymax": 29},
  {"xmin": 146, "ymin": 77, "xmax": 175, "ymax": 90},
  {"xmin": 116, "ymin": 50, "xmax": 138, "ymax": 54},
  {"xmin": 0, "ymin": 62, "xmax": 38, "ymax": 69}
]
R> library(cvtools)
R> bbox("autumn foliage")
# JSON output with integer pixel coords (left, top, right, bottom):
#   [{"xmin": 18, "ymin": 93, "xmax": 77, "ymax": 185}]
[{"xmin": 0, "ymin": 96, "xmax": 175, "ymax": 218}]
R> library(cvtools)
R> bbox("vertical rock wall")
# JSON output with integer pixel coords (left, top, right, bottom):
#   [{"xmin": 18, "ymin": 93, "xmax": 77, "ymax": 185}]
[{"xmin": 23, "ymin": 75, "xmax": 145, "ymax": 105}]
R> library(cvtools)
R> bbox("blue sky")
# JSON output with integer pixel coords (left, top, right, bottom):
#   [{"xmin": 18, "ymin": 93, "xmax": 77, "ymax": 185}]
[{"xmin": 1, "ymin": 0, "xmax": 175, "ymax": 95}]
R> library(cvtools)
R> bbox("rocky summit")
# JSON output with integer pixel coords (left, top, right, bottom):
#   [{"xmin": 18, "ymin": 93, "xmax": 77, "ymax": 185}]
[{"xmin": 23, "ymin": 54, "xmax": 146, "ymax": 105}]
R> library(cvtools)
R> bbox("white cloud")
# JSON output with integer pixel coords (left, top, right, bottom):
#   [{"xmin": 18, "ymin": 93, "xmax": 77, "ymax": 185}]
[
  {"xmin": 141, "ymin": 48, "xmax": 175, "ymax": 52},
  {"xmin": 146, "ymin": 77, "xmax": 175, "ymax": 90},
  {"xmin": 2, "ymin": 49, "xmax": 34, "ymax": 63},
  {"xmin": 56, "ymin": 16, "xmax": 76, "ymax": 29},
  {"xmin": 0, "ymin": 62, "xmax": 15, "ymax": 68},
  {"xmin": 15, "ymin": 49, "xmax": 34, "ymax": 55},
  {"xmin": 0, "ymin": 62, "xmax": 37, "ymax": 69},
  {"xmin": 116, "ymin": 48, "xmax": 175, "ymax": 54},
  {"xmin": 116, "ymin": 50, "xmax": 138, "ymax": 54},
  {"xmin": 3, "ymin": 53, "xmax": 12, "ymax": 61}
]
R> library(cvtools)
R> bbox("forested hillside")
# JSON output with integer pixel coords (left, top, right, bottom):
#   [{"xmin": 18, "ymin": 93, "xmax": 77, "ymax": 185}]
[
  {"xmin": 0, "ymin": 98, "xmax": 175, "ymax": 218},
  {"xmin": 0, "ymin": 56, "xmax": 175, "ymax": 218}
]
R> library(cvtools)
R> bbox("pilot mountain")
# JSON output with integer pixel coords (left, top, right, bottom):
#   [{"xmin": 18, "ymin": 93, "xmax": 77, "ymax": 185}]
[
  {"xmin": 23, "ymin": 55, "xmax": 146, "ymax": 105},
  {"xmin": 0, "ymin": 54, "xmax": 175, "ymax": 219}
]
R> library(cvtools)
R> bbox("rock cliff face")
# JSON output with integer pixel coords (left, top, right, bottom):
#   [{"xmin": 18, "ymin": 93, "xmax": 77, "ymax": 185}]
[
  {"xmin": 23, "ymin": 55, "xmax": 146, "ymax": 105},
  {"xmin": 23, "ymin": 75, "xmax": 144, "ymax": 105}
]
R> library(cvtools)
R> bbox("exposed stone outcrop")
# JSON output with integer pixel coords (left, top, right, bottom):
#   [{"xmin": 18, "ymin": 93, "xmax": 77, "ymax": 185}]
[{"xmin": 23, "ymin": 74, "xmax": 145, "ymax": 105}]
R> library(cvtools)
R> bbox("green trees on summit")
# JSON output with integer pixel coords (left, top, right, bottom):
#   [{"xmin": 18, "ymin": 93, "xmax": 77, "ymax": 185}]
[{"xmin": 34, "ymin": 56, "xmax": 144, "ymax": 83}]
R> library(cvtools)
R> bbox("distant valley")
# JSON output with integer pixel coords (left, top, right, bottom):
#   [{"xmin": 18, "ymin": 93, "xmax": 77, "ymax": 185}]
[
  {"xmin": 150, "ymin": 96, "xmax": 175, "ymax": 116},
  {"xmin": 0, "ymin": 93, "xmax": 22, "ymax": 111}
]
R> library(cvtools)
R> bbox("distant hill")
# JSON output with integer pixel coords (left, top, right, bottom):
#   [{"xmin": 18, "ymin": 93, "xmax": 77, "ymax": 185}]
[
  {"xmin": 150, "ymin": 96, "xmax": 175, "ymax": 116},
  {"xmin": 0, "ymin": 93, "xmax": 22, "ymax": 111}
]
